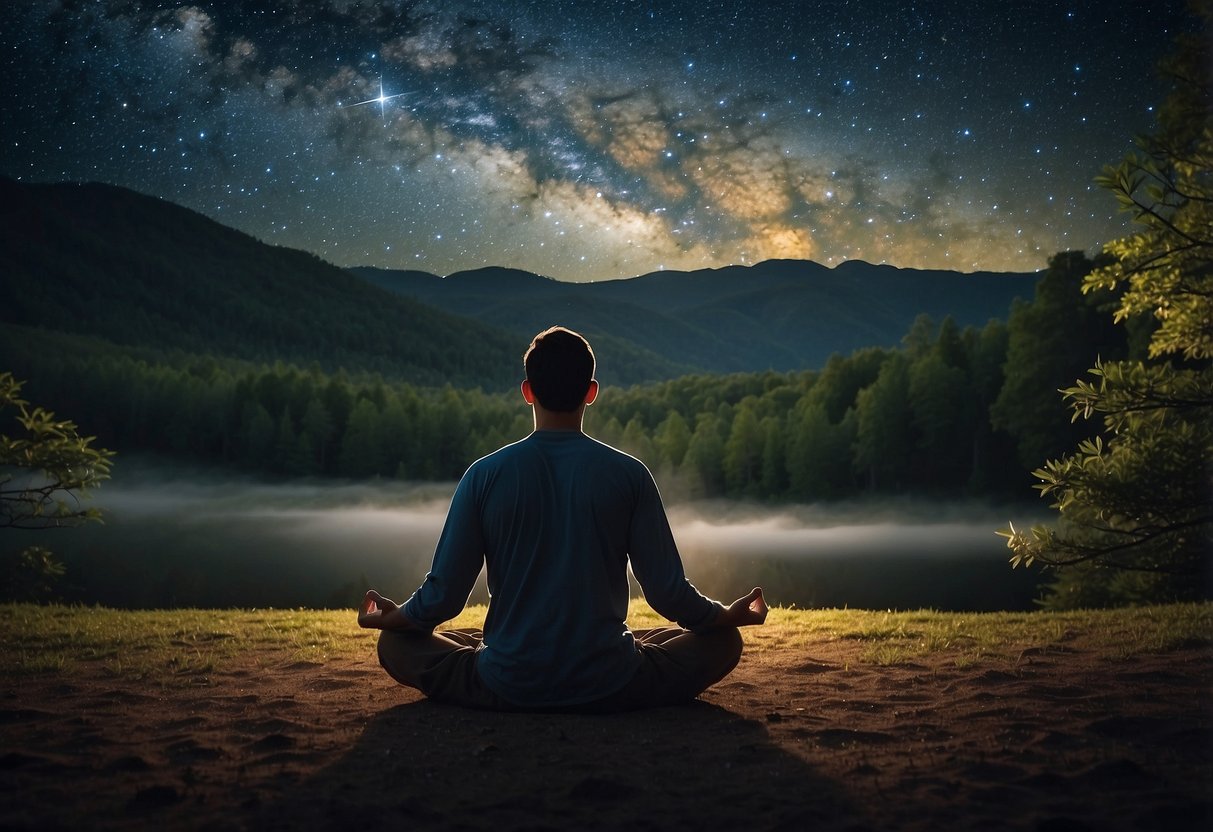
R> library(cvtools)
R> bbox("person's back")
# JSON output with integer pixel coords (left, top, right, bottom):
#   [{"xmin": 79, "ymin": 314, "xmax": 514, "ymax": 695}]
[
  {"xmin": 426, "ymin": 431, "xmax": 720, "ymax": 706},
  {"xmin": 358, "ymin": 326, "xmax": 767, "ymax": 712}
]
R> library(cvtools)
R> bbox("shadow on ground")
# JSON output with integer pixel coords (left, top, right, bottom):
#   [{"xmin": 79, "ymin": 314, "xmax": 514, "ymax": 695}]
[{"xmin": 257, "ymin": 697, "xmax": 863, "ymax": 831}]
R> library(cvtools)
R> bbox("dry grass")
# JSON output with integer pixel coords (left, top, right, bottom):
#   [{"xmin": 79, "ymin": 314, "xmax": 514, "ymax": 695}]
[{"xmin": 1, "ymin": 601, "xmax": 1209, "ymax": 685}]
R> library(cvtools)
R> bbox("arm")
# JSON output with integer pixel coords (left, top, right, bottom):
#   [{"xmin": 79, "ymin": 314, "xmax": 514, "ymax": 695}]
[
  {"xmin": 400, "ymin": 470, "xmax": 486, "ymax": 629},
  {"xmin": 627, "ymin": 467, "xmax": 735, "ymax": 630},
  {"xmin": 357, "ymin": 470, "xmax": 485, "ymax": 632}
]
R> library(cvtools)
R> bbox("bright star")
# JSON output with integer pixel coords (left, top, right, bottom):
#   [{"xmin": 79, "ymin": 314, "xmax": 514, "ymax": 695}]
[{"xmin": 344, "ymin": 79, "xmax": 409, "ymax": 122}]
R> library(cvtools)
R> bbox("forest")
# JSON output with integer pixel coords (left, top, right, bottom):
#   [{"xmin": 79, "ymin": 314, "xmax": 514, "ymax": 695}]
[{"xmin": 2, "ymin": 251, "xmax": 1131, "ymax": 503}]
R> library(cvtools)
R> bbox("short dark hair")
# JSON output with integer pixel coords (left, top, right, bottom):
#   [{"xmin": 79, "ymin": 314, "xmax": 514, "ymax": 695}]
[{"xmin": 523, "ymin": 326, "xmax": 596, "ymax": 412}]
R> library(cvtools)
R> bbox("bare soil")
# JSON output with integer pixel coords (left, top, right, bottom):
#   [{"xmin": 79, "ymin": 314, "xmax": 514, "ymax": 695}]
[{"xmin": 2, "ymin": 634, "xmax": 1211, "ymax": 831}]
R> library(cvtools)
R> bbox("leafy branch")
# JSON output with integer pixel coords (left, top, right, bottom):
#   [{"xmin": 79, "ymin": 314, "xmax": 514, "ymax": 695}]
[{"xmin": 0, "ymin": 371, "xmax": 114, "ymax": 530}]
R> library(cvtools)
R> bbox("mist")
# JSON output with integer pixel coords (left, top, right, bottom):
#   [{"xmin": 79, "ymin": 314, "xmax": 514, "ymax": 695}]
[{"xmin": 17, "ymin": 463, "xmax": 1049, "ymax": 611}]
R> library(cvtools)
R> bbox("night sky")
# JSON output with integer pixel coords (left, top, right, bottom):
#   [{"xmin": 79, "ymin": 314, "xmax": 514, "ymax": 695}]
[{"xmin": 0, "ymin": 1, "xmax": 1194, "ymax": 281}]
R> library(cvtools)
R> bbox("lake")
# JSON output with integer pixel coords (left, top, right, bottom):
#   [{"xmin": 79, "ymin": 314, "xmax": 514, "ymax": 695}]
[{"xmin": 22, "ymin": 468, "xmax": 1051, "ymax": 611}]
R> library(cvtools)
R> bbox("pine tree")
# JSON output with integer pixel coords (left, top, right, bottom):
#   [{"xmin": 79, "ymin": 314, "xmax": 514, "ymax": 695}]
[
  {"xmin": 723, "ymin": 401, "xmax": 764, "ymax": 496},
  {"xmin": 239, "ymin": 402, "xmax": 276, "ymax": 469},
  {"xmin": 654, "ymin": 411, "xmax": 691, "ymax": 468},
  {"xmin": 339, "ymin": 399, "xmax": 382, "ymax": 478},
  {"xmin": 854, "ymin": 354, "xmax": 912, "ymax": 491},
  {"xmin": 684, "ymin": 414, "xmax": 725, "ymax": 497}
]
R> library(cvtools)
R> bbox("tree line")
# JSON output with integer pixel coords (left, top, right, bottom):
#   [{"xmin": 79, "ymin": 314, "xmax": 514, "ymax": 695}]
[{"xmin": 1, "ymin": 250, "xmax": 1133, "ymax": 502}]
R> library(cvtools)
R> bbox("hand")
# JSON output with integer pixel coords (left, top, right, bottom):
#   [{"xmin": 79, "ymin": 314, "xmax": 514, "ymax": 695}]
[
  {"xmin": 358, "ymin": 589, "xmax": 398, "ymax": 630},
  {"xmin": 723, "ymin": 587, "xmax": 768, "ymax": 628}
]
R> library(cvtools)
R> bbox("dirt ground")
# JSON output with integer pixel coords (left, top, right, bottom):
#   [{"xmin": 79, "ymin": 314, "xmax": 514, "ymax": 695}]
[{"xmin": 2, "ymin": 634, "xmax": 1211, "ymax": 831}]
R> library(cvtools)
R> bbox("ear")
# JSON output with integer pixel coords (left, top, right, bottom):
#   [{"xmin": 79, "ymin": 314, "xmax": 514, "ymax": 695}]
[
  {"xmin": 521, "ymin": 379, "xmax": 535, "ymax": 405},
  {"xmin": 584, "ymin": 379, "xmax": 599, "ymax": 406}
]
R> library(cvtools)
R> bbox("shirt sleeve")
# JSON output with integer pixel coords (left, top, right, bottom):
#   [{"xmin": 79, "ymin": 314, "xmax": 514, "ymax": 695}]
[
  {"xmin": 626, "ymin": 465, "xmax": 724, "ymax": 631},
  {"xmin": 402, "ymin": 469, "xmax": 485, "ymax": 629}
]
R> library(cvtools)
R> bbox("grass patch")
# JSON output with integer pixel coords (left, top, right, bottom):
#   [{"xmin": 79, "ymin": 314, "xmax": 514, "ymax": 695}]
[
  {"xmin": 1, "ymin": 601, "xmax": 1209, "ymax": 685},
  {"xmin": 749, "ymin": 604, "xmax": 1213, "ymax": 666}
]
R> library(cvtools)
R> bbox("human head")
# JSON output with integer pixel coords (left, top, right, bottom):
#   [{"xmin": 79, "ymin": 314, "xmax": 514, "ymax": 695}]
[{"xmin": 522, "ymin": 326, "xmax": 596, "ymax": 412}]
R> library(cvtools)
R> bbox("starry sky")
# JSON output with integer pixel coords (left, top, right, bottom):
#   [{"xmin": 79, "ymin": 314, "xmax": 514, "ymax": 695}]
[{"xmin": 0, "ymin": 1, "xmax": 1195, "ymax": 281}]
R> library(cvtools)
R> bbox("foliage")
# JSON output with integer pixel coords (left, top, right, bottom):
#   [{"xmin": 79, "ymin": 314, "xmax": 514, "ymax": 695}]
[
  {"xmin": 0, "ymin": 371, "xmax": 114, "ymax": 530},
  {"xmin": 1, "ymin": 371, "xmax": 115, "ymax": 601},
  {"xmin": 854, "ymin": 353, "xmax": 912, "ymax": 490},
  {"xmin": 990, "ymin": 251, "xmax": 1130, "ymax": 468},
  {"xmin": 1, "ymin": 546, "xmax": 66, "ymax": 602},
  {"xmin": 1086, "ymin": 22, "xmax": 1213, "ymax": 363},
  {"xmin": 1001, "ymin": 14, "xmax": 1213, "ymax": 607}
]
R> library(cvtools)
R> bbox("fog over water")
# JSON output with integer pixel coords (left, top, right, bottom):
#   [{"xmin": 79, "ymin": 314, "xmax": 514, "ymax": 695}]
[{"xmin": 26, "ymin": 465, "xmax": 1051, "ymax": 611}]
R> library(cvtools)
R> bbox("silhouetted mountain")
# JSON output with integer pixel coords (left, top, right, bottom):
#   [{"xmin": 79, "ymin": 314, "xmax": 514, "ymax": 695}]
[
  {"xmin": 353, "ymin": 258, "xmax": 1040, "ymax": 372},
  {"xmin": 357, "ymin": 266, "xmax": 704, "ymax": 382},
  {"xmin": 0, "ymin": 177, "xmax": 519, "ymax": 388},
  {"xmin": 1, "ymin": 176, "xmax": 1040, "ymax": 390}
]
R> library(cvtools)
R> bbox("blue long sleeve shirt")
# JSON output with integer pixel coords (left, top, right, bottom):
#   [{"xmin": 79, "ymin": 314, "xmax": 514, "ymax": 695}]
[{"xmin": 402, "ymin": 429, "xmax": 723, "ymax": 707}]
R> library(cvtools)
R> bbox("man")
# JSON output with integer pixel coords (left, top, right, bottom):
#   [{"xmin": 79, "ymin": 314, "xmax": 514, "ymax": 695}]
[{"xmin": 358, "ymin": 326, "xmax": 767, "ymax": 712}]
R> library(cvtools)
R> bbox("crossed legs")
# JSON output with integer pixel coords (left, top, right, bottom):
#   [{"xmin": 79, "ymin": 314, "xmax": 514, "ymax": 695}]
[{"xmin": 376, "ymin": 625, "xmax": 743, "ymax": 712}]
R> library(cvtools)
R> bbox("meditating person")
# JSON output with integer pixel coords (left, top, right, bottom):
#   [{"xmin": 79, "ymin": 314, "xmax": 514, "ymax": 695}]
[{"xmin": 358, "ymin": 325, "xmax": 767, "ymax": 711}]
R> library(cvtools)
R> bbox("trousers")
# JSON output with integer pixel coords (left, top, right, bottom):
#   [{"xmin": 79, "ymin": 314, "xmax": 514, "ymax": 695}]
[{"xmin": 376, "ymin": 625, "xmax": 743, "ymax": 712}]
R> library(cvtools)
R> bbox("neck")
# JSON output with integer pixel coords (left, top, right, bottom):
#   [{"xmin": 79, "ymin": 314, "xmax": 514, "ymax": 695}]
[{"xmin": 533, "ymin": 405, "xmax": 585, "ymax": 432}]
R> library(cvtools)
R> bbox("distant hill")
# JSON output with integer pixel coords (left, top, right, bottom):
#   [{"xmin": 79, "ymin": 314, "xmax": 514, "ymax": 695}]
[
  {"xmin": 353, "ymin": 258, "xmax": 1040, "ymax": 374},
  {"xmin": 0, "ymin": 177, "xmax": 1041, "ymax": 390},
  {"xmin": 0, "ymin": 178, "xmax": 519, "ymax": 389}
]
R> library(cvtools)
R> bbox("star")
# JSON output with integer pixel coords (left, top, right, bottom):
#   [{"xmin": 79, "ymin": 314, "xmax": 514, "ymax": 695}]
[{"xmin": 344, "ymin": 79, "xmax": 409, "ymax": 123}]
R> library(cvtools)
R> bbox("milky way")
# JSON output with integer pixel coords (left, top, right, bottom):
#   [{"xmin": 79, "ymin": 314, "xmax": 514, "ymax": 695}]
[{"xmin": 0, "ymin": 1, "xmax": 1193, "ymax": 281}]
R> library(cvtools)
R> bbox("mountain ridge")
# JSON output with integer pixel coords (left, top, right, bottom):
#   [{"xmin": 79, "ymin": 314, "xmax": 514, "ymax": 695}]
[
  {"xmin": 0, "ymin": 177, "xmax": 520, "ymax": 388},
  {"xmin": 351, "ymin": 257, "xmax": 1038, "ymax": 374},
  {"xmin": 1, "ymin": 176, "xmax": 1040, "ymax": 387}
]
